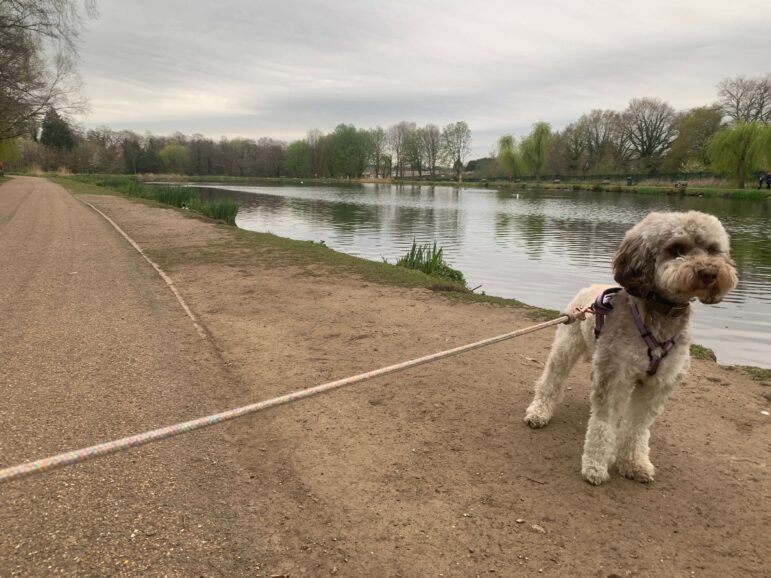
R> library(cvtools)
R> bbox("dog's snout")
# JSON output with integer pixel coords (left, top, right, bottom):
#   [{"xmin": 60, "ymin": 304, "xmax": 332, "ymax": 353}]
[{"xmin": 698, "ymin": 268, "xmax": 717, "ymax": 286}]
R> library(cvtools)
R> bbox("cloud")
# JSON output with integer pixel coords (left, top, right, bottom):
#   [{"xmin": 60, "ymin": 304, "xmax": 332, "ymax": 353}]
[{"xmin": 78, "ymin": 0, "xmax": 771, "ymax": 156}]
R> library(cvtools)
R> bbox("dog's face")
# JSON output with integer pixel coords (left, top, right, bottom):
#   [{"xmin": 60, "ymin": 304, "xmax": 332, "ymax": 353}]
[{"xmin": 613, "ymin": 211, "xmax": 738, "ymax": 304}]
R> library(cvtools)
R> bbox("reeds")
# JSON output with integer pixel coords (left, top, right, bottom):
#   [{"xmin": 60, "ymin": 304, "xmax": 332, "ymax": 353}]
[
  {"xmin": 396, "ymin": 240, "xmax": 466, "ymax": 286},
  {"xmin": 80, "ymin": 176, "xmax": 239, "ymax": 225}
]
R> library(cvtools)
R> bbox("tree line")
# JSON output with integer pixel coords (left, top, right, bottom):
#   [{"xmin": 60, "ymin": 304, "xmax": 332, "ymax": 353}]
[
  {"xmin": 495, "ymin": 75, "xmax": 771, "ymax": 187},
  {"xmin": 1, "ymin": 1, "xmax": 769, "ymax": 187}
]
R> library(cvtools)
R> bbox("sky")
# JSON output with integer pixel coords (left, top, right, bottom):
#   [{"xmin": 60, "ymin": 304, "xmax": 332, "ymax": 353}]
[{"xmin": 77, "ymin": 0, "xmax": 771, "ymax": 158}]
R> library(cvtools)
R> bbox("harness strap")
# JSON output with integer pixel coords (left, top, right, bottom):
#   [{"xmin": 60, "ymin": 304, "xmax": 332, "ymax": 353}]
[
  {"xmin": 630, "ymin": 301, "xmax": 679, "ymax": 375},
  {"xmin": 593, "ymin": 287, "xmax": 623, "ymax": 338}
]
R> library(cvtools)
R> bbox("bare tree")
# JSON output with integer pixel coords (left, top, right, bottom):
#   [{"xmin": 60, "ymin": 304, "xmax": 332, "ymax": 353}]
[
  {"xmin": 419, "ymin": 124, "xmax": 441, "ymax": 178},
  {"xmin": 440, "ymin": 121, "xmax": 472, "ymax": 181},
  {"xmin": 621, "ymin": 97, "xmax": 679, "ymax": 171},
  {"xmin": 387, "ymin": 122, "xmax": 412, "ymax": 178},
  {"xmin": 0, "ymin": 0, "xmax": 96, "ymax": 139},
  {"xmin": 580, "ymin": 109, "xmax": 616, "ymax": 172},
  {"xmin": 369, "ymin": 126, "xmax": 387, "ymax": 178},
  {"xmin": 717, "ymin": 75, "xmax": 771, "ymax": 124}
]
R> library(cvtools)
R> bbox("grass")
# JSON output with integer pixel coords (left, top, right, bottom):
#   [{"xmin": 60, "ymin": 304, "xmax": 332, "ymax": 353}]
[
  {"xmin": 741, "ymin": 366, "xmax": 771, "ymax": 383},
  {"xmin": 61, "ymin": 175, "xmax": 239, "ymax": 225},
  {"xmin": 394, "ymin": 240, "xmax": 466, "ymax": 286},
  {"xmin": 690, "ymin": 343, "xmax": 717, "ymax": 361}
]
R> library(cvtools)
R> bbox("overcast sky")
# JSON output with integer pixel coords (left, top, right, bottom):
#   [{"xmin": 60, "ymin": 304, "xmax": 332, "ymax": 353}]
[{"xmin": 77, "ymin": 0, "xmax": 771, "ymax": 157}]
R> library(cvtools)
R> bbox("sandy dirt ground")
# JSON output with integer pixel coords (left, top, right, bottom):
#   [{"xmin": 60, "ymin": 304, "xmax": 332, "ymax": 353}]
[{"xmin": 0, "ymin": 177, "xmax": 768, "ymax": 577}]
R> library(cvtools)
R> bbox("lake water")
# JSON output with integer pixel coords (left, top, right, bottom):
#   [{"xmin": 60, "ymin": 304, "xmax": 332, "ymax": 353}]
[{"xmin": 193, "ymin": 183, "xmax": 770, "ymax": 368}]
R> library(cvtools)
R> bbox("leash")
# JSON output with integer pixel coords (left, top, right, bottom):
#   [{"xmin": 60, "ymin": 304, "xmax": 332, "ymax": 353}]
[{"xmin": 0, "ymin": 313, "xmax": 579, "ymax": 484}]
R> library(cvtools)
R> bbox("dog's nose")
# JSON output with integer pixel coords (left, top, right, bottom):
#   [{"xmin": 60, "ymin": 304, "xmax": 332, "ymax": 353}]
[{"xmin": 698, "ymin": 269, "xmax": 717, "ymax": 286}]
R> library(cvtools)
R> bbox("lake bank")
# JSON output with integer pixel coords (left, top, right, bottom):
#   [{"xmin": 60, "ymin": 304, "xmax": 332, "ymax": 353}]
[{"xmin": 39, "ymin": 175, "xmax": 770, "ymax": 576}]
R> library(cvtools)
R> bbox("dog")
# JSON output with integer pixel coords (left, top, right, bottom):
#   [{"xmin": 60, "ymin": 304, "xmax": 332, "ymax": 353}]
[{"xmin": 524, "ymin": 211, "xmax": 738, "ymax": 485}]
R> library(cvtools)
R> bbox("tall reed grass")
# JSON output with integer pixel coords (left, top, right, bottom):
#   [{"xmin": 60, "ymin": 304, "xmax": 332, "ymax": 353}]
[
  {"xmin": 395, "ymin": 240, "xmax": 466, "ymax": 286},
  {"xmin": 75, "ymin": 176, "xmax": 239, "ymax": 225}
]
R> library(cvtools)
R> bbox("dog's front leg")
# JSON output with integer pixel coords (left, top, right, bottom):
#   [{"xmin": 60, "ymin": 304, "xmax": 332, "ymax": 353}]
[
  {"xmin": 581, "ymin": 368, "xmax": 631, "ymax": 485},
  {"xmin": 616, "ymin": 380, "xmax": 677, "ymax": 483}
]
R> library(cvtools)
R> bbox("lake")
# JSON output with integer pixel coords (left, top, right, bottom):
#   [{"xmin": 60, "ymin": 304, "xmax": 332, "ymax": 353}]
[{"xmin": 193, "ymin": 183, "xmax": 770, "ymax": 368}]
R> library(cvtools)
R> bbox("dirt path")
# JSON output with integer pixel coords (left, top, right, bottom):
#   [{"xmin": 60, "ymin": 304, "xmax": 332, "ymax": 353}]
[{"xmin": 1, "ymin": 177, "xmax": 768, "ymax": 577}]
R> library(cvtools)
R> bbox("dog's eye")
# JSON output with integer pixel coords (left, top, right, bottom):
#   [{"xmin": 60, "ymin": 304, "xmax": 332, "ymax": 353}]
[
  {"xmin": 707, "ymin": 244, "xmax": 720, "ymax": 255},
  {"xmin": 668, "ymin": 243, "xmax": 687, "ymax": 257}
]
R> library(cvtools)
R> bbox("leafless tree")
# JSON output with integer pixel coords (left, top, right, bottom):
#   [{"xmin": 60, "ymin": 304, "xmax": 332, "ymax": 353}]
[
  {"xmin": 440, "ymin": 121, "xmax": 472, "ymax": 181},
  {"xmin": 717, "ymin": 75, "xmax": 771, "ymax": 124},
  {"xmin": 579, "ymin": 109, "xmax": 616, "ymax": 172},
  {"xmin": 0, "ymin": 0, "xmax": 96, "ymax": 139},
  {"xmin": 621, "ymin": 97, "xmax": 679, "ymax": 170},
  {"xmin": 369, "ymin": 126, "xmax": 387, "ymax": 178},
  {"xmin": 387, "ymin": 122, "xmax": 413, "ymax": 178},
  {"xmin": 419, "ymin": 124, "xmax": 441, "ymax": 178}
]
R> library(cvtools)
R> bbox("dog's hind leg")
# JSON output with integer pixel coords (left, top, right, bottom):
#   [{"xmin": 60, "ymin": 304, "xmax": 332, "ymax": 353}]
[{"xmin": 525, "ymin": 322, "xmax": 587, "ymax": 428}]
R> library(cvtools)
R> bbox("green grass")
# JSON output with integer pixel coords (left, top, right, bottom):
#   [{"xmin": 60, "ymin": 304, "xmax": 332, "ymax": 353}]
[
  {"xmin": 60, "ymin": 175, "xmax": 239, "ymax": 225},
  {"xmin": 394, "ymin": 240, "xmax": 466, "ymax": 286},
  {"xmin": 742, "ymin": 366, "xmax": 771, "ymax": 383},
  {"xmin": 690, "ymin": 343, "xmax": 717, "ymax": 361}
]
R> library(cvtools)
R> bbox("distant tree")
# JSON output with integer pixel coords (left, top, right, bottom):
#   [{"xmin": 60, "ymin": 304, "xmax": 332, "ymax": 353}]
[
  {"xmin": 39, "ymin": 108, "xmax": 75, "ymax": 150},
  {"xmin": 663, "ymin": 106, "xmax": 722, "ymax": 171},
  {"xmin": 440, "ymin": 121, "xmax": 472, "ymax": 181},
  {"xmin": 622, "ymin": 98, "xmax": 679, "ymax": 171},
  {"xmin": 707, "ymin": 121, "xmax": 771, "ymax": 188},
  {"xmin": 419, "ymin": 124, "xmax": 441, "ymax": 178},
  {"xmin": 717, "ymin": 75, "xmax": 771, "ymax": 124},
  {"xmin": 327, "ymin": 124, "xmax": 371, "ymax": 178},
  {"xmin": 387, "ymin": 122, "xmax": 413, "ymax": 178},
  {"xmin": 159, "ymin": 142, "xmax": 190, "ymax": 174},
  {"xmin": 579, "ymin": 110, "xmax": 618, "ymax": 173},
  {"xmin": 520, "ymin": 122, "xmax": 552, "ymax": 180},
  {"xmin": 283, "ymin": 140, "xmax": 311, "ymax": 177},
  {"xmin": 497, "ymin": 135, "xmax": 523, "ymax": 178},
  {"xmin": 403, "ymin": 123, "xmax": 423, "ymax": 177},
  {"xmin": 368, "ymin": 127, "xmax": 387, "ymax": 178}
]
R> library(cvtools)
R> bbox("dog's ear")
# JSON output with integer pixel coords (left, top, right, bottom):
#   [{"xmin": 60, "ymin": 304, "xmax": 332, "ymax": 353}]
[{"xmin": 613, "ymin": 226, "xmax": 655, "ymax": 296}]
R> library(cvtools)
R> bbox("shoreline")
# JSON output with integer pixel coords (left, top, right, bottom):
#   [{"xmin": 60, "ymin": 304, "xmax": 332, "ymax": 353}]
[{"xmin": 51, "ymin": 175, "xmax": 770, "ymax": 375}]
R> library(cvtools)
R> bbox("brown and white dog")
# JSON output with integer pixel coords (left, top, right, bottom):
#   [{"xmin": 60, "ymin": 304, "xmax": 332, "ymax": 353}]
[{"xmin": 524, "ymin": 211, "xmax": 738, "ymax": 485}]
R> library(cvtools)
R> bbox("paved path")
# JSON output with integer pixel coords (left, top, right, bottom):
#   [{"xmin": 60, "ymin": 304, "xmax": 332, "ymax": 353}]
[{"xmin": 0, "ymin": 177, "xmax": 257, "ymax": 576}]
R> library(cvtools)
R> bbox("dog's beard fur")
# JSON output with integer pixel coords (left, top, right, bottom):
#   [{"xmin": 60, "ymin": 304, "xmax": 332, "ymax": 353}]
[{"xmin": 655, "ymin": 254, "xmax": 738, "ymax": 304}]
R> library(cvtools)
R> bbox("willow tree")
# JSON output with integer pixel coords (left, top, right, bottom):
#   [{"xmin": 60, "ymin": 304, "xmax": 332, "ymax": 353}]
[
  {"xmin": 520, "ymin": 122, "xmax": 552, "ymax": 180},
  {"xmin": 497, "ymin": 135, "xmax": 523, "ymax": 179},
  {"xmin": 707, "ymin": 121, "xmax": 771, "ymax": 188}
]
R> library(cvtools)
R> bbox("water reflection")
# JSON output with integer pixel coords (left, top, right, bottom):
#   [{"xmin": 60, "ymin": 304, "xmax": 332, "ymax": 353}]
[{"xmin": 193, "ymin": 183, "xmax": 771, "ymax": 368}]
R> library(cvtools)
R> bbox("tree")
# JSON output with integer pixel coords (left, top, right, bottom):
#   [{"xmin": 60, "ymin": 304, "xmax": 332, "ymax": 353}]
[
  {"xmin": 707, "ymin": 121, "xmax": 771, "ymax": 188},
  {"xmin": 440, "ymin": 121, "xmax": 472, "ymax": 181},
  {"xmin": 520, "ymin": 122, "xmax": 552, "ymax": 180},
  {"xmin": 717, "ymin": 75, "xmax": 771, "ymax": 124},
  {"xmin": 159, "ymin": 142, "xmax": 189, "ymax": 174},
  {"xmin": 497, "ymin": 135, "xmax": 523, "ymax": 178},
  {"xmin": 0, "ymin": 0, "xmax": 96, "ymax": 141},
  {"xmin": 368, "ymin": 127, "xmax": 387, "ymax": 178},
  {"xmin": 663, "ymin": 106, "xmax": 722, "ymax": 171},
  {"xmin": 622, "ymin": 97, "xmax": 679, "ymax": 171},
  {"xmin": 419, "ymin": 124, "xmax": 441, "ymax": 178},
  {"xmin": 39, "ymin": 107, "xmax": 75, "ymax": 150}
]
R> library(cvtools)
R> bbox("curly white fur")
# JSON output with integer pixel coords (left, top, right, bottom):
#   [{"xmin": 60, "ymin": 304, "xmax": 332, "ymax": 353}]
[{"xmin": 524, "ymin": 211, "xmax": 738, "ymax": 485}]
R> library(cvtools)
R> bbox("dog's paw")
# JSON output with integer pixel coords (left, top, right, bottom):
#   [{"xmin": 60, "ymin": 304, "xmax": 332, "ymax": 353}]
[
  {"xmin": 581, "ymin": 460, "xmax": 610, "ymax": 485},
  {"xmin": 617, "ymin": 458, "xmax": 655, "ymax": 484},
  {"xmin": 524, "ymin": 403, "xmax": 552, "ymax": 429}
]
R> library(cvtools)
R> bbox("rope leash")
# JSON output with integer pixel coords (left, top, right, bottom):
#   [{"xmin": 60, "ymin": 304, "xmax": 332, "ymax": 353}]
[{"xmin": 0, "ymin": 313, "xmax": 579, "ymax": 484}]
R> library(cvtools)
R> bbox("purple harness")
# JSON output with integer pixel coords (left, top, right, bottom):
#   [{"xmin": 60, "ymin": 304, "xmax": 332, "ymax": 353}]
[{"xmin": 592, "ymin": 287, "xmax": 679, "ymax": 375}]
